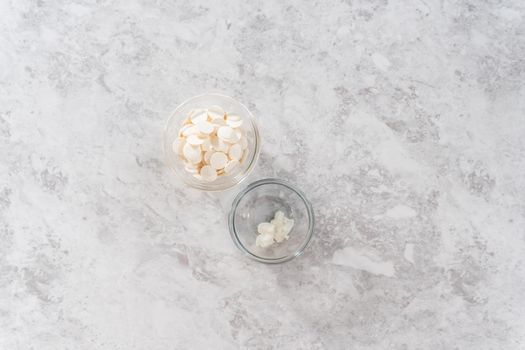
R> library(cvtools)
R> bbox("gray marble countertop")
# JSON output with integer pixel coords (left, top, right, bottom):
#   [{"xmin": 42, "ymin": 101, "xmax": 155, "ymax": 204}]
[{"xmin": 1, "ymin": 1, "xmax": 525, "ymax": 349}]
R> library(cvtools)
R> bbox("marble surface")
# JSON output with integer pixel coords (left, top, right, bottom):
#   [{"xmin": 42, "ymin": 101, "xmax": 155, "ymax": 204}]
[{"xmin": 1, "ymin": 0, "xmax": 525, "ymax": 349}]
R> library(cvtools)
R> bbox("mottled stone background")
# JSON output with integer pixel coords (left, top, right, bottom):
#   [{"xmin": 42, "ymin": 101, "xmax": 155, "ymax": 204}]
[{"xmin": 1, "ymin": 0, "xmax": 524, "ymax": 349}]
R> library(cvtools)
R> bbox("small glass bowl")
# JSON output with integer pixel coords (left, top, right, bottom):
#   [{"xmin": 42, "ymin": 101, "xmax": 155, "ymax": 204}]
[
  {"xmin": 228, "ymin": 178, "xmax": 315, "ymax": 264},
  {"xmin": 164, "ymin": 93, "xmax": 261, "ymax": 191}
]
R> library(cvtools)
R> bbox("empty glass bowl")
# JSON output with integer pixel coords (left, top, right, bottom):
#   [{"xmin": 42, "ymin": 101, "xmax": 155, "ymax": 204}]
[
  {"xmin": 163, "ymin": 93, "xmax": 261, "ymax": 191},
  {"xmin": 228, "ymin": 178, "xmax": 315, "ymax": 263}
]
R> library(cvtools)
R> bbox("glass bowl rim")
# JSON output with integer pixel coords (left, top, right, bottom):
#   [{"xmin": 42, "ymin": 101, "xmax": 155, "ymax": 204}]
[
  {"xmin": 163, "ymin": 93, "xmax": 261, "ymax": 192},
  {"xmin": 228, "ymin": 178, "xmax": 315, "ymax": 264}
]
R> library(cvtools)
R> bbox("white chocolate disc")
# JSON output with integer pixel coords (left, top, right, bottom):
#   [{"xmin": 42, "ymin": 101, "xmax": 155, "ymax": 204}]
[
  {"xmin": 217, "ymin": 126, "xmax": 235, "ymax": 140},
  {"xmin": 186, "ymin": 134, "xmax": 204, "ymax": 146},
  {"xmin": 212, "ymin": 118, "xmax": 226, "ymax": 127},
  {"xmin": 210, "ymin": 152, "xmax": 228, "ymax": 169},
  {"xmin": 179, "ymin": 124, "xmax": 191, "ymax": 137},
  {"xmin": 196, "ymin": 121, "xmax": 214, "ymax": 134},
  {"xmin": 226, "ymin": 132, "xmax": 240, "ymax": 143},
  {"xmin": 201, "ymin": 138, "xmax": 212, "ymax": 152},
  {"xmin": 212, "ymin": 120, "xmax": 226, "ymax": 133},
  {"xmin": 226, "ymin": 118, "xmax": 243, "ymax": 128},
  {"xmin": 200, "ymin": 165, "xmax": 217, "ymax": 182},
  {"xmin": 182, "ymin": 143, "xmax": 202, "ymax": 164},
  {"xmin": 211, "ymin": 137, "xmax": 230, "ymax": 153},
  {"xmin": 190, "ymin": 109, "xmax": 208, "ymax": 124},
  {"xmin": 209, "ymin": 135, "xmax": 218, "ymax": 148},
  {"xmin": 219, "ymin": 141, "xmax": 230, "ymax": 153},
  {"xmin": 226, "ymin": 114, "xmax": 241, "ymax": 121},
  {"xmin": 184, "ymin": 162, "xmax": 199, "ymax": 173},
  {"xmin": 204, "ymin": 151, "xmax": 212, "ymax": 164},
  {"xmin": 182, "ymin": 125, "xmax": 200, "ymax": 137},
  {"xmin": 207, "ymin": 105, "xmax": 225, "ymax": 120},
  {"xmin": 228, "ymin": 143, "xmax": 242, "ymax": 161},
  {"xmin": 187, "ymin": 109, "xmax": 197, "ymax": 118}
]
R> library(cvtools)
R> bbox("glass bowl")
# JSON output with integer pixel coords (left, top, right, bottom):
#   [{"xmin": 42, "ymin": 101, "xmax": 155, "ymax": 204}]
[
  {"xmin": 164, "ymin": 93, "xmax": 261, "ymax": 191},
  {"xmin": 228, "ymin": 178, "xmax": 315, "ymax": 264}
]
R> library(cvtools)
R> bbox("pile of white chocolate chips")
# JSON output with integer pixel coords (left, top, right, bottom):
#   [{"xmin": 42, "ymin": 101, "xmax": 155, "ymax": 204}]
[
  {"xmin": 255, "ymin": 211, "xmax": 295, "ymax": 248},
  {"xmin": 172, "ymin": 106, "xmax": 249, "ymax": 182}
]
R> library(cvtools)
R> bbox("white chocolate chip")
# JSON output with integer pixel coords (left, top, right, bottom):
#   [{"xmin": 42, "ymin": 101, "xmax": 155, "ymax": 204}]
[
  {"xmin": 228, "ymin": 144, "xmax": 242, "ymax": 161},
  {"xmin": 179, "ymin": 124, "xmax": 192, "ymax": 137},
  {"xmin": 212, "ymin": 118, "xmax": 226, "ymax": 127},
  {"xmin": 212, "ymin": 121, "xmax": 226, "ymax": 134},
  {"xmin": 186, "ymin": 134, "xmax": 204, "ymax": 146},
  {"xmin": 226, "ymin": 117, "xmax": 243, "ymax": 128},
  {"xmin": 183, "ymin": 143, "xmax": 202, "ymax": 164},
  {"xmin": 207, "ymin": 105, "xmax": 225, "ymax": 120},
  {"xmin": 200, "ymin": 165, "xmax": 217, "ymax": 182},
  {"xmin": 225, "ymin": 131, "xmax": 240, "ymax": 143},
  {"xmin": 201, "ymin": 138, "xmax": 212, "ymax": 152},
  {"xmin": 211, "ymin": 137, "xmax": 230, "ymax": 153},
  {"xmin": 182, "ymin": 125, "xmax": 200, "ymax": 137},
  {"xmin": 217, "ymin": 126, "xmax": 235, "ymax": 141},
  {"xmin": 209, "ymin": 135, "xmax": 218, "ymax": 146},
  {"xmin": 184, "ymin": 162, "xmax": 199, "ymax": 173},
  {"xmin": 219, "ymin": 143, "xmax": 230, "ymax": 153},
  {"xmin": 210, "ymin": 152, "xmax": 228, "ymax": 169},
  {"xmin": 196, "ymin": 121, "xmax": 214, "ymax": 134},
  {"xmin": 190, "ymin": 109, "xmax": 208, "ymax": 124},
  {"xmin": 203, "ymin": 151, "xmax": 212, "ymax": 164},
  {"xmin": 227, "ymin": 114, "xmax": 241, "ymax": 121}
]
